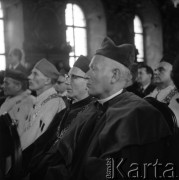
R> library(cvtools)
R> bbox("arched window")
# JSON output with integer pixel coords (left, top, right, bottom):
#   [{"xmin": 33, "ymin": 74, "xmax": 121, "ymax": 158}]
[
  {"xmin": 134, "ymin": 16, "xmax": 144, "ymax": 62},
  {"xmin": 65, "ymin": 3, "xmax": 87, "ymax": 67},
  {"xmin": 0, "ymin": 2, "xmax": 5, "ymax": 70}
]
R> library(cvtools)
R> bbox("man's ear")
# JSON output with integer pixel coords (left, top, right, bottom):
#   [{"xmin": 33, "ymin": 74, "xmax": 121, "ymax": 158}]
[
  {"xmin": 148, "ymin": 73, "xmax": 152, "ymax": 79},
  {"xmin": 45, "ymin": 77, "xmax": 51, "ymax": 85},
  {"xmin": 15, "ymin": 82, "xmax": 22, "ymax": 92},
  {"xmin": 111, "ymin": 68, "xmax": 120, "ymax": 83}
]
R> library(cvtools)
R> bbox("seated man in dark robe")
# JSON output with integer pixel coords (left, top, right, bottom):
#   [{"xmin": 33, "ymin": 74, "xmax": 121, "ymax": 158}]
[
  {"xmin": 30, "ymin": 37, "xmax": 173, "ymax": 180},
  {"xmin": 24, "ymin": 55, "xmax": 94, "ymax": 178}
]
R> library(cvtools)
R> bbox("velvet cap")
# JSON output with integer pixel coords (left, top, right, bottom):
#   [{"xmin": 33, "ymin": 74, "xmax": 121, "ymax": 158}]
[
  {"xmin": 95, "ymin": 37, "xmax": 135, "ymax": 68},
  {"xmin": 73, "ymin": 55, "xmax": 90, "ymax": 73},
  {"xmin": 34, "ymin": 58, "xmax": 60, "ymax": 80},
  {"xmin": 4, "ymin": 69, "xmax": 28, "ymax": 81}
]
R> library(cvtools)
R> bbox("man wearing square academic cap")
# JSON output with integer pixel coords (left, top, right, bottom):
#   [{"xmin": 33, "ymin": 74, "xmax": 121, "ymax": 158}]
[
  {"xmin": 146, "ymin": 53, "xmax": 178, "ymax": 104},
  {"xmin": 20, "ymin": 58, "xmax": 65, "ymax": 150},
  {"xmin": 31, "ymin": 38, "xmax": 172, "ymax": 180}
]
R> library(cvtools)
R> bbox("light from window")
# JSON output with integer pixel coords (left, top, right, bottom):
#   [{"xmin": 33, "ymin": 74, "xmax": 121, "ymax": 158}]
[
  {"xmin": 65, "ymin": 3, "xmax": 87, "ymax": 67},
  {"xmin": 0, "ymin": 2, "xmax": 5, "ymax": 70},
  {"xmin": 134, "ymin": 16, "xmax": 144, "ymax": 62}
]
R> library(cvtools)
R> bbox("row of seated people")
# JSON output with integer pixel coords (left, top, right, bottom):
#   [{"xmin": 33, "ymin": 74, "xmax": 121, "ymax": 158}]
[
  {"xmin": 127, "ymin": 54, "xmax": 179, "ymax": 126},
  {"xmin": 0, "ymin": 37, "xmax": 179, "ymax": 180}
]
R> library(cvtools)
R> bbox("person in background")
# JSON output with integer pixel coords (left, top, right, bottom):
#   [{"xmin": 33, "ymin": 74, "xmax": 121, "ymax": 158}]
[
  {"xmin": 31, "ymin": 37, "xmax": 171, "ymax": 180},
  {"xmin": 0, "ymin": 71, "xmax": 5, "ymax": 99},
  {"xmin": 54, "ymin": 69, "xmax": 68, "ymax": 106},
  {"xmin": 146, "ymin": 54, "xmax": 178, "ymax": 104},
  {"xmin": 20, "ymin": 58, "xmax": 65, "ymax": 150},
  {"xmin": 0, "ymin": 70, "xmax": 35, "ymax": 137},
  {"xmin": 8, "ymin": 48, "xmax": 27, "ymax": 74},
  {"xmin": 54, "ymin": 69, "xmax": 67, "ymax": 97},
  {"xmin": 136, "ymin": 64, "xmax": 156, "ymax": 97},
  {"xmin": 126, "ymin": 62, "xmax": 139, "ymax": 94}
]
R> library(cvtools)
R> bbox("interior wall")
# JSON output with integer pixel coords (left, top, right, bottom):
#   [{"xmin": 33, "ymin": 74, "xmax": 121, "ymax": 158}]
[
  {"xmin": 74, "ymin": 0, "xmax": 106, "ymax": 59},
  {"xmin": 137, "ymin": 0, "xmax": 163, "ymax": 69},
  {"xmin": 2, "ymin": 0, "xmax": 172, "ymax": 70},
  {"xmin": 5, "ymin": 2, "xmax": 24, "ymax": 56}
]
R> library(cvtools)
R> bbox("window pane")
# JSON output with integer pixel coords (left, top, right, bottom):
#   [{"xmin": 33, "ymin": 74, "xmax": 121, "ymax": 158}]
[
  {"xmin": 66, "ymin": 27, "xmax": 75, "ymax": 56},
  {"xmin": 73, "ymin": 4, "xmax": 86, "ymax": 27},
  {"xmin": 65, "ymin": 3, "xmax": 87, "ymax": 67},
  {"xmin": 0, "ymin": 9, "xmax": 3, "ymax": 18},
  {"xmin": 69, "ymin": 56, "xmax": 78, "ymax": 68},
  {"xmin": 135, "ymin": 34, "xmax": 144, "ymax": 59},
  {"xmin": 74, "ymin": 28, "xmax": 87, "ymax": 56},
  {"xmin": 65, "ymin": 4, "xmax": 73, "ymax": 26},
  {"xmin": 0, "ymin": 55, "xmax": 6, "ymax": 70},
  {"xmin": 134, "ymin": 16, "xmax": 144, "ymax": 62},
  {"xmin": 134, "ymin": 16, "xmax": 143, "ymax": 33},
  {"xmin": 0, "ymin": 20, "xmax": 5, "ymax": 54}
]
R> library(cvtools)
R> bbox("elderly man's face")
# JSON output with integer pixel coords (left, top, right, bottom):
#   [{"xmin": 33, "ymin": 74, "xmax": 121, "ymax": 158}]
[
  {"xmin": 154, "ymin": 62, "xmax": 173, "ymax": 86},
  {"xmin": 65, "ymin": 67, "xmax": 88, "ymax": 101},
  {"xmin": 3, "ymin": 77, "xmax": 20, "ymax": 96},
  {"xmin": 87, "ymin": 55, "xmax": 113, "ymax": 99},
  {"xmin": 28, "ymin": 68, "xmax": 48, "ymax": 91}
]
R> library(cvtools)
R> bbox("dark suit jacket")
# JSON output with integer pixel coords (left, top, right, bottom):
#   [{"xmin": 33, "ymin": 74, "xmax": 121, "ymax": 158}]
[
  {"xmin": 127, "ymin": 82, "xmax": 156, "ymax": 98},
  {"xmin": 142, "ymin": 83, "xmax": 156, "ymax": 97}
]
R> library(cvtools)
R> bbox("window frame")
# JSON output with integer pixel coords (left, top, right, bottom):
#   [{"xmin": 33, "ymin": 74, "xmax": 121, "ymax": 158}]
[
  {"xmin": 134, "ymin": 15, "xmax": 144, "ymax": 63},
  {"xmin": 0, "ymin": 1, "xmax": 6, "ymax": 70},
  {"xmin": 65, "ymin": 3, "xmax": 87, "ymax": 67}
]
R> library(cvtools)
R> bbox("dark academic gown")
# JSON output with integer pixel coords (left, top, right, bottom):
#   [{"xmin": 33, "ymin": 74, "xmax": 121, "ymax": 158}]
[
  {"xmin": 31, "ymin": 91, "xmax": 173, "ymax": 180},
  {"xmin": 26, "ymin": 96, "xmax": 94, "ymax": 177}
]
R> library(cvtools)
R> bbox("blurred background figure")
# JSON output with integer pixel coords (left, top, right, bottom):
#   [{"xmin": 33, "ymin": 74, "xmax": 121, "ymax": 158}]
[
  {"xmin": 136, "ymin": 65, "xmax": 156, "ymax": 97},
  {"xmin": 126, "ymin": 63, "xmax": 139, "ymax": 93},
  {"xmin": 54, "ymin": 69, "xmax": 68, "ymax": 105},
  {"xmin": 0, "ymin": 71, "xmax": 4, "ymax": 98},
  {"xmin": 54, "ymin": 69, "xmax": 67, "ymax": 97},
  {"xmin": 8, "ymin": 48, "xmax": 27, "ymax": 74}
]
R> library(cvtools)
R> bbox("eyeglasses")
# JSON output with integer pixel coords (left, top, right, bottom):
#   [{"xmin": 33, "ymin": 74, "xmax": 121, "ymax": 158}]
[{"xmin": 66, "ymin": 74, "xmax": 89, "ymax": 80}]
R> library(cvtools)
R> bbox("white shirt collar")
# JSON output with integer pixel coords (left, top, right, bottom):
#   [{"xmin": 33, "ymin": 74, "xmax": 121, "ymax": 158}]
[
  {"xmin": 98, "ymin": 89, "xmax": 123, "ymax": 105},
  {"xmin": 143, "ymin": 83, "xmax": 150, "ymax": 90}
]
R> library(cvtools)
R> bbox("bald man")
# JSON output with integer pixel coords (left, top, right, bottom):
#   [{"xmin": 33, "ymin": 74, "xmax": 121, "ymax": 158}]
[{"xmin": 147, "ymin": 57, "xmax": 178, "ymax": 104}]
